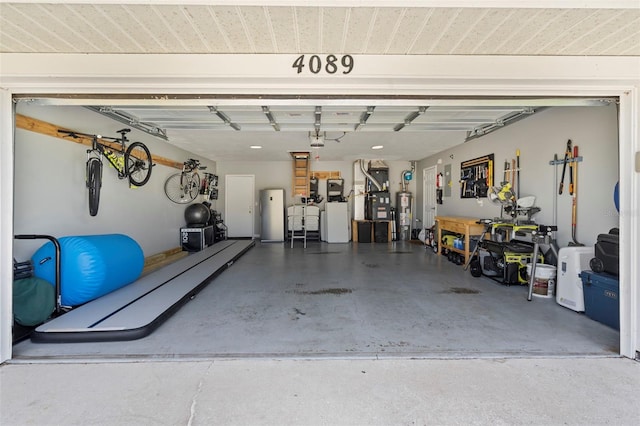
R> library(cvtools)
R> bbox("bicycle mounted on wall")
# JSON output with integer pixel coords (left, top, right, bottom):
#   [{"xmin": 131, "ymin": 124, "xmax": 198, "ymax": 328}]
[
  {"xmin": 58, "ymin": 128, "xmax": 154, "ymax": 216},
  {"xmin": 164, "ymin": 158, "xmax": 217, "ymax": 204}
]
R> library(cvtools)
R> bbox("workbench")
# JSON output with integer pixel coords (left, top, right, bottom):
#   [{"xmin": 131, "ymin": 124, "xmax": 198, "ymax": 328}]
[{"xmin": 435, "ymin": 216, "xmax": 485, "ymax": 264}]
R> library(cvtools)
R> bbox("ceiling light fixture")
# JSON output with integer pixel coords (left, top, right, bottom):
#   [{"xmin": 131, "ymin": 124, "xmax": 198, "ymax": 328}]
[
  {"xmin": 250, "ymin": 145, "xmax": 262, "ymax": 149},
  {"xmin": 372, "ymin": 145, "xmax": 384, "ymax": 150}
]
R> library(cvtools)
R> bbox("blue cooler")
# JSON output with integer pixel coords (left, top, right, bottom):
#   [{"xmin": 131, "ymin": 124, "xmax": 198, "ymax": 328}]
[{"xmin": 580, "ymin": 270, "xmax": 619, "ymax": 330}]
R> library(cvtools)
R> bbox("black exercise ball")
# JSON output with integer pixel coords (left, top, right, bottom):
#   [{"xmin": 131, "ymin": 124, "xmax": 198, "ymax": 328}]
[{"xmin": 185, "ymin": 203, "xmax": 211, "ymax": 226}]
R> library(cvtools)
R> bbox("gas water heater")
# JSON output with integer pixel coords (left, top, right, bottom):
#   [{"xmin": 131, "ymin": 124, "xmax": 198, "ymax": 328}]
[{"xmin": 396, "ymin": 168, "xmax": 414, "ymax": 241}]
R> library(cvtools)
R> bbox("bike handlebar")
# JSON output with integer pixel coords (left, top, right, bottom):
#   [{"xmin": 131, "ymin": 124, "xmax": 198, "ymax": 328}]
[
  {"xmin": 58, "ymin": 129, "xmax": 98, "ymax": 139},
  {"xmin": 58, "ymin": 129, "xmax": 131, "ymax": 144},
  {"xmin": 184, "ymin": 158, "xmax": 206, "ymax": 171}
]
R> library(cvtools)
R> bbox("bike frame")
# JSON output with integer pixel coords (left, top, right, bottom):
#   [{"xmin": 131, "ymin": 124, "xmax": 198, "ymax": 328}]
[
  {"xmin": 59, "ymin": 129, "xmax": 129, "ymax": 178},
  {"xmin": 181, "ymin": 159, "xmax": 203, "ymax": 185},
  {"xmin": 92, "ymin": 133, "xmax": 129, "ymax": 179}
]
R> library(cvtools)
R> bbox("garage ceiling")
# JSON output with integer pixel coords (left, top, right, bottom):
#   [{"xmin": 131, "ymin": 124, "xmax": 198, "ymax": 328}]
[
  {"xmin": 1, "ymin": 2, "xmax": 638, "ymax": 55},
  {"xmin": 2, "ymin": 1, "xmax": 637, "ymax": 161}
]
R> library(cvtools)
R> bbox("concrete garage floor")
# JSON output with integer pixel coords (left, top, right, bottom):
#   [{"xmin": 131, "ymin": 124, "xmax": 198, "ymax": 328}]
[
  {"xmin": 12, "ymin": 240, "xmax": 619, "ymax": 360},
  {"xmin": 6, "ymin": 241, "xmax": 638, "ymax": 426}
]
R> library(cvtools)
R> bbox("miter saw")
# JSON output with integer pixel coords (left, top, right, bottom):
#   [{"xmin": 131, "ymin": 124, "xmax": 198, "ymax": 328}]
[{"xmin": 488, "ymin": 182, "xmax": 540, "ymax": 222}]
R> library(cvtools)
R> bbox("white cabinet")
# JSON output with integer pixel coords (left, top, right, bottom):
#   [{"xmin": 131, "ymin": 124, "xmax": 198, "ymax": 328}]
[{"xmin": 325, "ymin": 202, "xmax": 349, "ymax": 243}]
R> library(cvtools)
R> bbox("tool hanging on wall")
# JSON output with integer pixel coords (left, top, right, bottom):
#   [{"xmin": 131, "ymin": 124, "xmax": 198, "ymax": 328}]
[
  {"xmin": 516, "ymin": 149, "xmax": 521, "ymax": 200},
  {"xmin": 503, "ymin": 159, "xmax": 510, "ymax": 185},
  {"xmin": 558, "ymin": 139, "xmax": 572, "ymax": 195},
  {"xmin": 487, "ymin": 159, "xmax": 493, "ymax": 189},
  {"xmin": 553, "ymin": 153, "xmax": 558, "ymax": 226},
  {"xmin": 511, "ymin": 158, "xmax": 516, "ymax": 192},
  {"xmin": 570, "ymin": 145, "xmax": 583, "ymax": 246},
  {"xmin": 568, "ymin": 146, "xmax": 574, "ymax": 196},
  {"xmin": 549, "ymin": 141, "xmax": 584, "ymax": 246}
]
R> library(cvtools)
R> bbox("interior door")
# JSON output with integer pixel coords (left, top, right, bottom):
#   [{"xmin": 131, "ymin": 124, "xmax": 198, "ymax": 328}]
[
  {"xmin": 225, "ymin": 175, "xmax": 254, "ymax": 238},
  {"xmin": 423, "ymin": 166, "xmax": 437, "ymax": 228}
]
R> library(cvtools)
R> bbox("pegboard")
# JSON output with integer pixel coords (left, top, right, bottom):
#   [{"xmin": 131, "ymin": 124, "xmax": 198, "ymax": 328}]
[{"xmin": 460, "ymin": 154, "xmax": 494, "ymax": 199}]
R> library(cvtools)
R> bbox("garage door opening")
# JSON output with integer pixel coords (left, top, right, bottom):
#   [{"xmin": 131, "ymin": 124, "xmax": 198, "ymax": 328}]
[{"xmin": 8, "ymin": 95, "xmax": 622, "ymax": 361}]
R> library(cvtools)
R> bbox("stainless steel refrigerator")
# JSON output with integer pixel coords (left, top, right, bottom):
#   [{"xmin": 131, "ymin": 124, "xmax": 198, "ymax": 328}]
[{"xmin": 259, "ymin": 189, "xmax": 285, "ymax": 242}]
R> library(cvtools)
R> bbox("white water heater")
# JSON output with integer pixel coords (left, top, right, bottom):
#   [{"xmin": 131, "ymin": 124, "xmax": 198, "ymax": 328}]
[{"xmin": 396, "ymin": 191, "xmax": 412, "ymax": 240}]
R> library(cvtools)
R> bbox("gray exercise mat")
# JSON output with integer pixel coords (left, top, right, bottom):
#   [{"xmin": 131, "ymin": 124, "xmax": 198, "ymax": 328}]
[{"xmin": 33, "ymin": 240, "xmax": 254, "ymax": 342}]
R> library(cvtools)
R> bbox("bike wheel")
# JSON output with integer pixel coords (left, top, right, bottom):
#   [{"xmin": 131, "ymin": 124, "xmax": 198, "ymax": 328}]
[
  {"xmin": 189, "ymin": 173, "xmax": 201, "ymax": 200},
  {"xmin": 165, "ymin": 173, "xmax": 197, "ymax": 204},
  {"xmin": 125, "ymin": 142, "xmax": 152, "ymax": 187},
  {"xmin": 86, "ymin": 158, "xmax": 102, "ymax": 216}
]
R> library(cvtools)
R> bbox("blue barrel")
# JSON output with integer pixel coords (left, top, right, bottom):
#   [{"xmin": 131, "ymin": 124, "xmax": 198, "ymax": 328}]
[{"xmin": 32, "ymin": 234, "xmax": 144, "ymax": 307}]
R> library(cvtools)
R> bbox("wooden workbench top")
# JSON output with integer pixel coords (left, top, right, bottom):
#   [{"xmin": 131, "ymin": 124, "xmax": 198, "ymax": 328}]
[{"xmin": 435, "ymin": 216, "xmax": 482, "ymax": 225}]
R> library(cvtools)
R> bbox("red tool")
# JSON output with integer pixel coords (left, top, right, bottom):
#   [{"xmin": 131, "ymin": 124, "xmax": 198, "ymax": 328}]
[{"xmin": 570, "ymin": 145, "xmax": 582, "ymax": 246}]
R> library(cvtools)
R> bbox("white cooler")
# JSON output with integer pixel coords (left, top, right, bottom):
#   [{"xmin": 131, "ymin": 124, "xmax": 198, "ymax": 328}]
[{"xmin": 555, "ymin": 246, "xmax": 594, "ymax": 312}]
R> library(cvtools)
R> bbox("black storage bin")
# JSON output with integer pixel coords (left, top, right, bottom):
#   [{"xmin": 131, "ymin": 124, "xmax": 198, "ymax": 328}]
[
  {"xmin": 181, "ymin": 226, "xmax": 214, "ymax": 252},
  {"xmin": 591, "ymin": 228, "xmax": 619, "ymax": 276},
  {"xmin": 374, "ymin": 221, "xmax": 389, "ymax": 243},
  {"xmin": 357, "ymin": 222, "xmax": 372, "ymax": 243}
]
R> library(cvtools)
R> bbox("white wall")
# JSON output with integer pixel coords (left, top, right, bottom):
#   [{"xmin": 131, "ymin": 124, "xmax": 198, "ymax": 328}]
[
  {"xmin": 416, "ymin": 105, "xmax": 619, "ymax": 248},
  {"xmin": 13, "ymin": 103, "xmax": 216, "ymax": 261}
]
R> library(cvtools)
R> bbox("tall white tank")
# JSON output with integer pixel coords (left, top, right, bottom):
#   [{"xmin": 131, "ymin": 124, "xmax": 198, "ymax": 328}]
[
  {"xmin": 353, "ymin": 160, "xmax": 366, "ymax": 220},
  {"xmin": 396, "ymin": 191, "xmax": 412, "ymax": 240}
]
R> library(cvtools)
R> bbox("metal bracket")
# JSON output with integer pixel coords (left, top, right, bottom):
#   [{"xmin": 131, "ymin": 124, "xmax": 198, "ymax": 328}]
[{"xmin": 549, "ymin": 156, "xmax": 583, "ymax": 166}]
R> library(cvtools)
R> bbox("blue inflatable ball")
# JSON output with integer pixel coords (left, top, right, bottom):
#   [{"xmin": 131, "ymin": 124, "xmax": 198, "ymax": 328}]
[
  {"xmin": 185, "ymin": 203, "xmax": 210, "ymax": 226},
  {"xmin": 31, "ymin": 234, "xmax": 144, "ymax": 307},
  {"xmin": 614, "ymin": 181, "xmax": 619, "ymax": 212}
]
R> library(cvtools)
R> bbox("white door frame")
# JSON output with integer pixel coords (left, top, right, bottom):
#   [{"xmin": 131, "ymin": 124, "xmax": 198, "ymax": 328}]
[
  {"xmin": 423, "ymin": 166, "xmax": 437, "ymax": 229},
  {"xmin": 0, "ymin": 55, "xmax": 637, "ymax": 362}
]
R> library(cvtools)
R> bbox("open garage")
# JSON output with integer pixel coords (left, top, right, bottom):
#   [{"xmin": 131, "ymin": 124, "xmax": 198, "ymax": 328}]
[{"xmin": 1, "ymin": 2, "xmax": 638, "ymax": 365}]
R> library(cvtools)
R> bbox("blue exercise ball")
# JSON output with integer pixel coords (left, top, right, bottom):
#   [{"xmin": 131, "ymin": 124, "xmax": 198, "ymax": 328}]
[
  {"xmin": 614, "ymin": 181, "xmax": 619, "ymax": 212},
  {"xmin": 185, "ymin": 203, "xmax": 211, "ymax": 226}
]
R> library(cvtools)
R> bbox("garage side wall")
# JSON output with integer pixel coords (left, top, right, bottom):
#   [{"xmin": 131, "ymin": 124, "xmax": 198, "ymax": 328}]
[
  {"xmin": 416, "ymin": 105, "xmax": 619, "ymax": 248},
  {"xmin": 13, "ymin": 103, "xmax": 216, "ymax": 261}
]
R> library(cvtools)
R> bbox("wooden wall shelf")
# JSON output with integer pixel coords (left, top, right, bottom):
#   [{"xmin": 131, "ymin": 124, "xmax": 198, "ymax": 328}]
[{"xmin": 16, "ymin": 114, "xmax": 183, "ymax": 170}]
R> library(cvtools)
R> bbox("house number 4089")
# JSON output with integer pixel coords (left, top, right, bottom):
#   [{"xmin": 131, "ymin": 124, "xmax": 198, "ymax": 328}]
[{"xmin": 292, "ymin": 54, "xmax": 354, "ymax": 74}]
